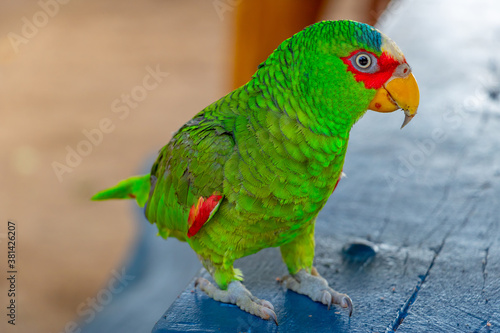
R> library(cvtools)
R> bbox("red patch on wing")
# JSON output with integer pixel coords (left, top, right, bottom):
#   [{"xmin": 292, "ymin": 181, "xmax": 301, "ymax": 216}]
[
  {"xmin": 187, "ymin": 195, "xmax": 223, "ymax": 238},
  {"xmin": 341, "ymin": 50, "xmax": 401, "ymax": 89}
]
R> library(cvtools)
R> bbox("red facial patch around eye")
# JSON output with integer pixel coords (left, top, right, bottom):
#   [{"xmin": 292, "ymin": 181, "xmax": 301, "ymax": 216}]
[
  {"xmin": 341, "ymin": 50, "xmax": 401, "ymax": 90},
  {"xmin": 187, "ymin": 195, "xmax": 223, "ymax": 238}
]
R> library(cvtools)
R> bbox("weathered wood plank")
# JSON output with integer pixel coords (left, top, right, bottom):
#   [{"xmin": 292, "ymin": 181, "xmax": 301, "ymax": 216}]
[{"xmin": 153, "ymin": 244, "xmax": 435, "ymax": 333}]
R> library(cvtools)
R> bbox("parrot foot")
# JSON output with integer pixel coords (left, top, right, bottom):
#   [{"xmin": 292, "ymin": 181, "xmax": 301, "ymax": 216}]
[
  {"xmin": 195, "ymin": 277, "xmax": 278, "ymax": 325},
  {"xmin": 281, "ymin": 268, "xmax": 353, "ymax": 316}
]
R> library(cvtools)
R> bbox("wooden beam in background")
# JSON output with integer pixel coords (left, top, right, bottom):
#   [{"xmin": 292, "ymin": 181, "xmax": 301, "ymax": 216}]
[
  {"xmin": 232, "ymin": 0, "xmax": 325, "ymax": 89},
  {"xmin": 232, "ymin": 0, "xmax": 392, "ymax": 89}
]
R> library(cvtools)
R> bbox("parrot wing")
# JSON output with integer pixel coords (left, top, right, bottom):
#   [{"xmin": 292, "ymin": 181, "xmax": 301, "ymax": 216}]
[{"xmin": 145, "ymin": 115, "xmax": 234, "ymax": 240}]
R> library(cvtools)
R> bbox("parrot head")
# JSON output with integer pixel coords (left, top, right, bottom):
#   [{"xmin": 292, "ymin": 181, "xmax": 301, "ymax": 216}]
[
  {"xmin": 338, "ymin": 23, "xmax": 419, "ymax": 128},
  {"xmin": 286, "ymin": 20, "xmax": 420, "ymax": 130}
]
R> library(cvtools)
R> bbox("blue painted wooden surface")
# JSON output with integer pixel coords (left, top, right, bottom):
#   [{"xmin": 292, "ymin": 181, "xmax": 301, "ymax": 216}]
[{"xmin": 152, "ymin": 0, "xmax": 500, "ymax": 332}]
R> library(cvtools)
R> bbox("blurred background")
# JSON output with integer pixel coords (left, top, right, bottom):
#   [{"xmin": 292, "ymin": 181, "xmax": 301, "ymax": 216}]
[{"xmin": 0, "ymin": 0, "xmax": 447, "ymax": 332}]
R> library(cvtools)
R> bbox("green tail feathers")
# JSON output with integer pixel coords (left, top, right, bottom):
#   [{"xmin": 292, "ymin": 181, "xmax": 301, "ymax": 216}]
[{"xmin": 91, "ymin": 174, "xmax": 151, "ymax": 207}]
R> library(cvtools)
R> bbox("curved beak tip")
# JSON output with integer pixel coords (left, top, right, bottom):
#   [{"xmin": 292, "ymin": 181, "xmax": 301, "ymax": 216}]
[{"xmin": 401, "ymin": 113, "xmax": 415, "ymax": 129}]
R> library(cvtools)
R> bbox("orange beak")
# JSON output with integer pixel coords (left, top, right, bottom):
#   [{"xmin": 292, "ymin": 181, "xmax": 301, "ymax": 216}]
[{"xmin": 368, "ymin": 73, "xmax": 420, "ymax": 128}]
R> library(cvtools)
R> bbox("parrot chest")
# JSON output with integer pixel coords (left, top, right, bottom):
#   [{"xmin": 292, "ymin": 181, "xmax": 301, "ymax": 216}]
[
  {"xmin": 228, "ymin": 127, "xmax": 347, "ymax": 223},
  {"xmin": 217, "ymin": 138, "xmax": 346, "ymax": 251}
]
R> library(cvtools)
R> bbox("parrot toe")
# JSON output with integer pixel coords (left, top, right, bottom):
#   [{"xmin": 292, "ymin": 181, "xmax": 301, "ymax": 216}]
[
  {"xmin": 281, "ymin": 268, "xmax": 353, "ymax": 316},
  {"xmin": 195, "ymin": 278, "xmax": 278, "ymax": 325},
  {"xmin": 259, "ymin": 299, "xmax": 275, "ymax": 311}
]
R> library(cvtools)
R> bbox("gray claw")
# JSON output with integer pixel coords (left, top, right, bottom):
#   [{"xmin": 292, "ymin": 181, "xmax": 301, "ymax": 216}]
[
  {"xmin": 321, "ymin": 290, "xmax": 332, "ymax": 310},
  {"xmin": 342, "ymin": 296, "xmax": 353, "ymax": 317},
  {"xmin": 194, "ymin": 277, "xmax": 207, "ymax": 288},
  {"xmin": 262, "ymin": 307, "xmax": 278, "ymax": 325}
]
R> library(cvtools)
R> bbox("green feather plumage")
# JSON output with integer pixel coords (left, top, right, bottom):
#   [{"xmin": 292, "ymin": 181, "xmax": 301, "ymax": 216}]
[
  {"xmin": 91, "ymin": 174, "xmax": 150, "ymax": 207},
  {"xmin": 93, "ymin": 20, "xmax": 385, "ymax": 288}
]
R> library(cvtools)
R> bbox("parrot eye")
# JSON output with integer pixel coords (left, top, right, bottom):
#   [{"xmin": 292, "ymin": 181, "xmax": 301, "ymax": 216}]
[
  {"xmin": 350, "ymin": 52, "xmax": 378, "ymax": 73},
  {"xmin": 355, "ymin": 54, "xmax": 371, "ymax": 68}
]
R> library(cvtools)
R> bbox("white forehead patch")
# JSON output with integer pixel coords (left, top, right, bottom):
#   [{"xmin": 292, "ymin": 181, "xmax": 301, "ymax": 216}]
[{"xmin": 381, "ymin": 33, "xmax": 405, "ymax": 63}]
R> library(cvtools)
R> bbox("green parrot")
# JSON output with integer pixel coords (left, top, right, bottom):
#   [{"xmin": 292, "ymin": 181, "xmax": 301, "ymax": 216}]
[{"xmin": 92, "ymin": 20, "xmax": 419, "ymax": 323}]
